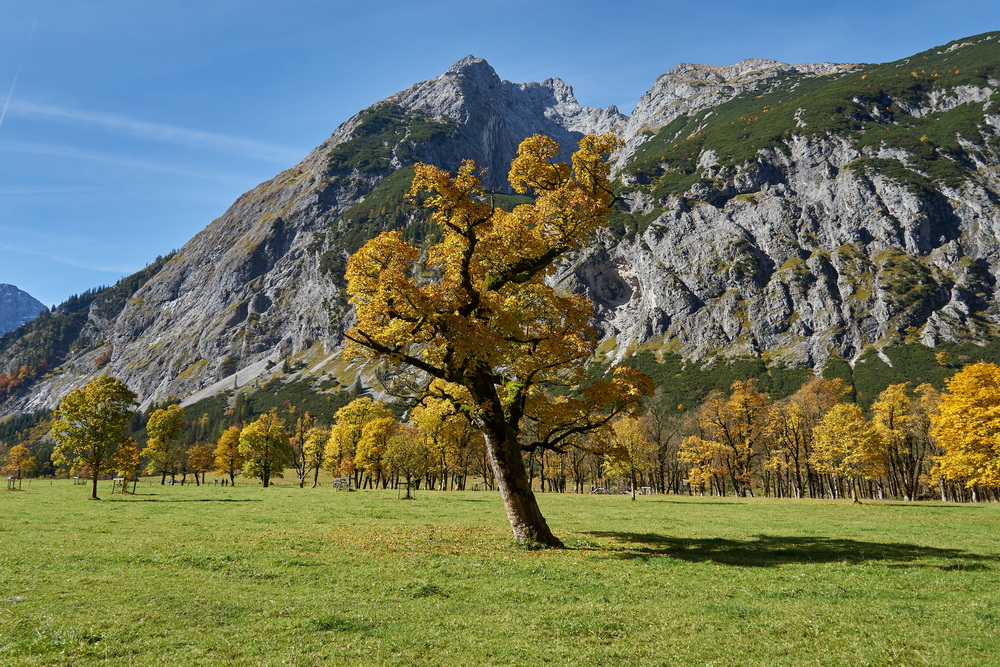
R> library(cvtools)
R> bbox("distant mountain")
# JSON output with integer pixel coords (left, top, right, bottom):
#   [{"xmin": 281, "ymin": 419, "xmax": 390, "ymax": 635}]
[
  {"xmin": 0, "ymin": 284, "xmax": 45, "ymax": 335},
  {"xmin": 1, "ymin": 33, "xmax": 1000, "ymax": 414}
]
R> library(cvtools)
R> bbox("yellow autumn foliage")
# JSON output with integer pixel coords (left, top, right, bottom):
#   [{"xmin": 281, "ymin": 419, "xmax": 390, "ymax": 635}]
[{"xmin": 931, "ymin": 362, "xmax": 1000, "ymax": 488}]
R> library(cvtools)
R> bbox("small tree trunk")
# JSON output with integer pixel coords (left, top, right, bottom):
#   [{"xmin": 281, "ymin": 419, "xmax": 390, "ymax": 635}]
[{"xmin": 91, "ymin": 473, "xmax": 100, "ymax": 500}]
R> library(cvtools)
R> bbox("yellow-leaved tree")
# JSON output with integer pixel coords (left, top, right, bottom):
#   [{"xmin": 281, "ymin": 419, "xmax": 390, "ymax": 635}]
[
  {"xmin": 679, "ymin": 435, "xmax": 727, "ymax": 495},
  {"xmin": 112, "ymin": 438, "xmax": 142, "ymax": 492},
  {"xmin": 324, "ymin": 397, "xmax": 393, "ymax": 487},
  {"xmin": 239, "ymin": 411, "xmax": 291, "ymax": 488},
  {"xmin": 931, "ymin": 362, "xmax": 1000, "ymax": 495},
  {"xmin": 52, "ymin": 375, "xmax": 138, "ymax": 500},
  {"xmin": 213, "ymin": 425, "xmax": 244, "ymax": 485},
  {"xmin": 143, "ymin": 404, "xmax": 186, "ymax": 485},
  {"xmin": 384, "ymin": 422, "xmax": 433, "ymax": 499},
  {"xmin": 344, "ymin": 134, "xmax": 651, "ymax": 546},
  {"xmin": 811, "ymin": 402, "xmax": 882, "ymax": 501},
  {"xmin": 354, "ymin": 415, "xmax": 400, "ymax": 488},
  {"xmin": 303, "ymin": 426, "xmax": 330, "ymax": 488},
  {"xmin": 601, "ymin": 415, "xmax": 657, "ymax": 501},
  {"xmin": 871, "ymin": 382, "xmax": 940, "ymax": 501},
  {"xmin": 410, "ymin": 388, "xmax": 483, "ymax": 490}
]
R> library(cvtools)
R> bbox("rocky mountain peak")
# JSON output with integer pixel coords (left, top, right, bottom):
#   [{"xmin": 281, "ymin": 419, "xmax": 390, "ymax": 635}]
[
  {"xmin": 445, "ymin": 55, "xmax": 500, "ymax": 79},
  {"xmin": 0, "ymin": 284, "xmax": 46, "ymax": 335},
  {"xmin": 378, "ymin": 56, "xmax": 625, "ymax": 188}
]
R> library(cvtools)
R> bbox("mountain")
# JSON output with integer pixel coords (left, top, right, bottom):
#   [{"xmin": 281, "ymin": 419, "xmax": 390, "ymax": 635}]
[
  {"xmin": 0, "ymin": 284, "xmax": 45, "ymax": 335},
  {"xmin": 1, "ymin": 33, "xmax": 1000, "ymax": 414}
]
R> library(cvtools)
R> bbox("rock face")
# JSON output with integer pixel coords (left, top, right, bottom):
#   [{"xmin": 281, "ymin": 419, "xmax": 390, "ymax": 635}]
[
  {"xmin": 0, "ymin": 285, "xmax": 45, "ymax": 335},
  {"xmin": 2, "ymin": 32, "xmax": 1000, "ymax": 413},
  {"xmin": 569, "ymin": 131, "xmax": 1000, "ymax": 367}
]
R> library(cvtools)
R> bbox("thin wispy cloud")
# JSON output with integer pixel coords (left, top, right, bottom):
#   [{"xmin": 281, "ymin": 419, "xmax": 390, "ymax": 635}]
[
  {"xmin": 0, "ymin": 240, "xmax": 141, "ymax": 275},
  {"xmin": 2, "ymin": 140, "xmax": 262, "ymax": 183},
  {"xmin": 10, "ymin": 100, "xmax": 306, "ymax": 163},
  {"xmin": 0, "ymin": 19, "xmax": 36, "ymax": 132}
]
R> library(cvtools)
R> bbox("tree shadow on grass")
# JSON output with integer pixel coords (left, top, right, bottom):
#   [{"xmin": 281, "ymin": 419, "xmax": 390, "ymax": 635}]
[{"xmin": 585, "ymin": 531, "xmax": 999, "ymax": 569}]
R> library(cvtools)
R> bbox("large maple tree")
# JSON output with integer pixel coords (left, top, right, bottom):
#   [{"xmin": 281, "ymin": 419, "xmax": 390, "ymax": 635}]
[{"xmin": 343, "ymin": 134, "xmax": 650, "ymax": 546}]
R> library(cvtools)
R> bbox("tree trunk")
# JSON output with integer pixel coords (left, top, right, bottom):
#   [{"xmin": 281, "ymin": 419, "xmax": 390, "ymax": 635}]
[
  {"xmin": 483, "ymin": 430, "xmax": 563, "ymax": 547},
  {"xmin": 91, "ymin": 473, "xmax": 100, "ymax": 500}
]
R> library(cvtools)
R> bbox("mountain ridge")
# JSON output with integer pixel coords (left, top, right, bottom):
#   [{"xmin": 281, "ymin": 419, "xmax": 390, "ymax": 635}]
[{"xmin": 2, "ymin": 32, "xmax": 1000, "ymax": 414}]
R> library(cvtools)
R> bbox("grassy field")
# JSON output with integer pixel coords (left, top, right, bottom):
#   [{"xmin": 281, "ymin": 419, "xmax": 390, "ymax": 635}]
[{"xmin": 2, "ymin": 480, "xmax": 999, "ymax": 665}]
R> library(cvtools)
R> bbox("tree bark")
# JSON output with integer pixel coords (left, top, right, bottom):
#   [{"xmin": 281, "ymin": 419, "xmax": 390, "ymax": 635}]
[{"xmin": 482, "ymin": 429, "xmax": 563, "ymax": 547}]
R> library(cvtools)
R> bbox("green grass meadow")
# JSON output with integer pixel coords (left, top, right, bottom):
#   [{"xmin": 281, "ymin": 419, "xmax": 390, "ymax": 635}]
[{"xmin": 2, "ymin": 480, "xmax": 999, "ymax": 665}]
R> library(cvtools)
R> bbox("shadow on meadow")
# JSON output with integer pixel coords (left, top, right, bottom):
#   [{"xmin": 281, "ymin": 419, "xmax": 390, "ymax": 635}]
[{"xmin": 586, "ymin": 531, "xmax": 998, "ymax": 569}]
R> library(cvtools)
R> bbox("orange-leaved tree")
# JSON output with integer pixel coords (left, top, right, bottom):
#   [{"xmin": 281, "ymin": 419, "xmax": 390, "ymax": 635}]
[
  {"xmin": 694, "ymin": 380, "xmax": 770, "ymax": 497},
  {"xmin": 343, "ymin": 134, "xmax": 650, "ymax": 546},
  {"xmin": 2, "ymin": 444, "xmax": 36, "ymax": 480},
  {"xmin": 767, "ymin": 377, "xmax": 847, "ymax": 498}
]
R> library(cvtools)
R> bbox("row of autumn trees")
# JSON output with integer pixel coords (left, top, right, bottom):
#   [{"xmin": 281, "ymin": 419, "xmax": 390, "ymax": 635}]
[
  {"xmin": 604, "ymin": 361, "xmax": 1000, "ymax": 503},
  {"xmin": 38, "ymin": 359, "xmax": 1000, "ymax": 503},
  {"xmin": 131, "ymin": 360, "xmax": 1000, "ymax": 503},
  {"xmin": 145, "ymin": 395, "xmax": 487, "ymax": 495}
]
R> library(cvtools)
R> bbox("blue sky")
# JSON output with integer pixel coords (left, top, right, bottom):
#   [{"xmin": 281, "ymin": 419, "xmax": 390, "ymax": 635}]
[{"xmin": 0, "ymin": 0, "xmax": 996, "ymax": 307}]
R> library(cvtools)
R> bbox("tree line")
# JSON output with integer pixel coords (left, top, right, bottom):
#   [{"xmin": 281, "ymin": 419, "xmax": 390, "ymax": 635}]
[
  {"xmin": 592, "ymin": 361, "xmax": 1000, "ymax": 503},
  {"xmin": 15, "ymin": 360, "xmax": 1000, "ymax": 503}
]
